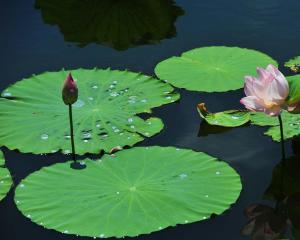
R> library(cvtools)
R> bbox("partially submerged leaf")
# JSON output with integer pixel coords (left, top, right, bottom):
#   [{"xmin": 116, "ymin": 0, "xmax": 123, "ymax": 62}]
[
  {"xmin": 0, "ymin": 150, "xmax": 12, "ymax": 201},
  {"xmin": 155, "ymin": 46, "xmax": 277, "ymax": 92},
  {"xmin": 15, "ymin": 146, "xmax": 242, "ymax": 238},
  {"xmin": 197, "ymin": 103, "xmax": 250, "ymax": 127},
  {"xmin": 0, "ymin": 69, "xmax": 179, "ymax": 155},
  {"xmin": 197, "ymin": 103, "xmax": 300, "ymax": 141}
]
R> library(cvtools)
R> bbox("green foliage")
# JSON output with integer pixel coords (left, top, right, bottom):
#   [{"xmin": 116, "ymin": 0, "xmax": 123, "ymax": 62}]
[
  {"xmin": 250, "ymin": 111, "xmax": 300, "ymax": 141},
  {"xmin": 285, "ymin": 56, "xmax": 300, "ymax": 73},
  {"xmin": 0, "ymin": 68, "xmax": 179, "ymax": 155},
  {"xmin": 15, "ymin": 147, "xmax": 241, "ymax": 238},
  {"xmin": 286, "ymin": 75, "xmax": 300, "ymax": 105},
  {"xmin": 155, "ymin": 46, "xmax": 277, "ymax": 92},
  {"xmin": 0, "ymin": 150, "xmax": 12, "ymax": 201},
  {"xmin": 35, "ymin": 0, "xmax": 184, "ymax": 50}
]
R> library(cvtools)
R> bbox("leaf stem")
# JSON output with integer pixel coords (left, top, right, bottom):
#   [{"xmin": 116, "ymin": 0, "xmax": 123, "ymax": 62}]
[{"xmin": 68, "ymin": 104, "xmax": 76, "ymax": 162}]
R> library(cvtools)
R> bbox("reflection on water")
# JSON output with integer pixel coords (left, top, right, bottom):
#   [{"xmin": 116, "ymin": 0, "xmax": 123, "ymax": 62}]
[
  {"xmin": 242, "ymin": 137, "xmax": 300, "ymax": 239},
  {"xmin": 35, "ymin": 0, "xmax": 184, "ymax": 50}
]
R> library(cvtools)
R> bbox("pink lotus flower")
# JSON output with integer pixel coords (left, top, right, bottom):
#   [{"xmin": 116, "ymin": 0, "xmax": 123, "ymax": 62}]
[
  {"xmin": 240, "ymin": 64, "xmax": 289, "ymax": 116},
  {"xmin": 62, "ymin": 73, "xmax": 78, "ymax": 105}
]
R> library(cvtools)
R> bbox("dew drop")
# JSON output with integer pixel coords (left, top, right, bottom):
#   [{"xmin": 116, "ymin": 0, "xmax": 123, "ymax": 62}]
[
  {"xmin": 41, "ymin": 134, "xmax": 49, "ymax": 140},
  {"xmin": 73, "ymin": 100, "xmax": 85, "ymax": 108},
  {"xmin": 3, "ymin": 92, "xmax": 12, "ymax": 97},
  {"xmin": 64, "ymin": 135, "xmax": 71, "ymax": 139},
  {"xmin": 82, "ymin": 132, "xmax": 92, "ymax": 139},
  {"xmin": 110, "ymin": 92, "xmax": 119, "ymax": 97},
  {"xmin": 179, "ymin": 173, "xmax": 188, "ymax": 179},
  {"xmin": 63, "ymin": 149, "xmax": 71, "ymax": 154}
]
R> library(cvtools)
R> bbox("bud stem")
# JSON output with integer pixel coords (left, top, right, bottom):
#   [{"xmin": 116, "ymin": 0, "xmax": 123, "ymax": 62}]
[{"xmin": 68, "ymin": 104, "xmax": 76, "ymax": 162}]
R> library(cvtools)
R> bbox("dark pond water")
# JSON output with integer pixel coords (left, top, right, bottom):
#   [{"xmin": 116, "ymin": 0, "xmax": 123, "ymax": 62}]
[{"xmin": 1, "ymin": 0, "xmax": 300, "ymax": 239}]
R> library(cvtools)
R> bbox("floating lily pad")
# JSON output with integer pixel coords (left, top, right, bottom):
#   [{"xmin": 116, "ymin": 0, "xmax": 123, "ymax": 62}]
[
  {"xmin": 35, "ymin": 0, "xmax": 184, "ymax": 50},
  {"xmin": 285, "ymin": 56, "xmax": 300, "ymax": 73},
  {"xmin": 155, "ymin": 46, "xmax": 277, "ymax": 92},
  {"xmin": 197, "ymin": 103, "xmax": 250, "ymax": 127},
  {"xmin": 250, "ymin": 111, "xmax": 300, "ymax": 141},
  {"xmin": 0, "ymin": 69, "xmax": 179, "ymax": 155},
  {"xmin": 0, "ymin": 150, "xmax": 12, "ymax": 201},
  {"xmin": 15, "ymin": 146, "xmax": 242, "ymax": 238}
]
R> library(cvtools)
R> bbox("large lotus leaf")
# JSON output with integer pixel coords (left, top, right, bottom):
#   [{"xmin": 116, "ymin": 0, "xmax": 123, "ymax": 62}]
[
  {"xmin": 197, "ymin": 103, "xmax": 250, "ymax": 127},
  {"xmin": 154, "ymin": 46, "xmax": 277, "ymax": 92},
  {"xmin": 15, "ymin": 146, "xmax": 242, "ymax": 238},
  {"xmin": 0, "ymin": 150, "xmax": 12, "ymax": 201},
  {"xmin": 35, "ymin": 0, "xmax": 184, "ymax": 50},
  {"xmin": 285, "ymin": 56, "xmax": 300, "ymax": 73},
  {"xmin": 0, "ymin": 69, "xmax": 179, "ymax": 155},
  {"xmin": 250, "ymin": 111, "xmax": 300, "ymax": 141}
]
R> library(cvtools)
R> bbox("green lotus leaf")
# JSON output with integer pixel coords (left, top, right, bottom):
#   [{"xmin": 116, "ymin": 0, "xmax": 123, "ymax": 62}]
[
  {"xmin": 285, "ymin": 56, "xmax": 300, "ymax": 73},
  {"xmin": 286, "ymin": 75, "xmax": 300, "ymax": 105},
  {"xmin": 197, "ymin": 103, "xmax": 250, "ymax": 127},
  {"xmin": 0, "ymin": 150, "xmax": 12, "ymax": 201},
  {"xmin": 35, "ymin": 0, "xmax": 184, "ymax": 50},
  {"xmin": 0, "ymin": 69, "xmax": 179, "ymax": 155},
  {"xmin": 250, "ymin": 111, "xmax": 300, "ymax": 141},
  {"xmin": 154, "ymin": 46, "xmax": 277, "ymax": 92},
  {"xmin": 15, "ymin": 146, "xmax": 242, "ymax": 238}
]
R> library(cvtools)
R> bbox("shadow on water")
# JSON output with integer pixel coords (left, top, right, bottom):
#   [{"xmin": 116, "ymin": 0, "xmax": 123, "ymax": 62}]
[
  {"xmin": 35, "ymin": 0, "xmax": 184, "ymax": 50},
  {"xmin": 241, "ymin": 137, "xmax": 300, "ymax": 240}
]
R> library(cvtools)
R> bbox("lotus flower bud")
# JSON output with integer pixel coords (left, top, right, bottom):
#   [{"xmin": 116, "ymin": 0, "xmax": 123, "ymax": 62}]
[{"xmin": 62, "ymin": 73, "xmax": 78, "ymax": 105}]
